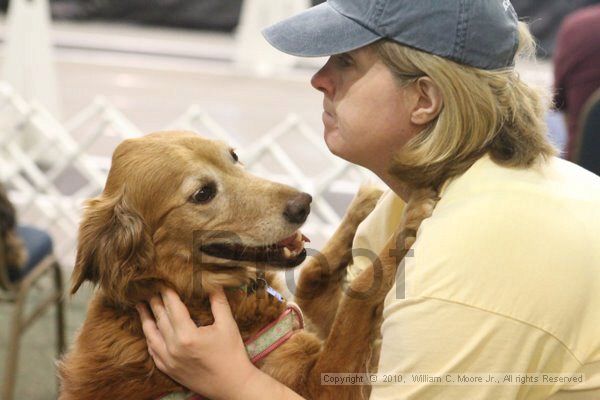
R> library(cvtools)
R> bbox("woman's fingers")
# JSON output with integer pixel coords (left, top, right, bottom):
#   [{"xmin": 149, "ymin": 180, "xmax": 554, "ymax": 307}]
[
  {"xmin": 148, "ymin": 295, "xmax": 175, "ymax": 341},
  {"xmin": 208, "ymin": 287, "xmax": 235, "ymax": 328},
  {"xmin": 150, "ymin": 287, "xmax": 233, "ymax": 331},
  {"xmin": 160, "ymin": 288, "xmax": 197, "ymax": 333},
  {"xmin": 141, "ymin": 287, "xmax": 236, "ymax": 358},
  {"xmin": 136, "ymin": 287, "xmax": 258, "ymax": 398},
  {"xmin": 137, "ymin": 303, "xmax": 169, "ymax": 363},
  {"xmin": 137, "ymin": 302, "xmax": 161, "ymax": 340}
]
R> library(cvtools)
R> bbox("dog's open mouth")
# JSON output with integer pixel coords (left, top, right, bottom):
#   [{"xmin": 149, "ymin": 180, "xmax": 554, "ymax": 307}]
[{"xmin": 200, "ymin": 231, "xmax": 311, "ymax": 267}]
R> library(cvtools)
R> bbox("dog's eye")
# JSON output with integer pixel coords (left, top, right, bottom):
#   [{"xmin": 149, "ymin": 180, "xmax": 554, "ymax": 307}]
[
  {"xmin": 191, "ymin": 183, "xmax": 217, "ymax": 204},
  {"xmin": 230, "ymin": 149, "xmax": 239, "ymax": 163}
]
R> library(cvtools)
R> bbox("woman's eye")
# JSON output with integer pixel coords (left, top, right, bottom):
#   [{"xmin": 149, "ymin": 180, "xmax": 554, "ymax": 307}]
[
  {"xmin": 333, "ymin": 54, "xmax": 353, "ymax": 68},
  {"xmin": 191, "ymin": 183, "xmax": 217, "ymax": 204},
  {"xmin": 230, "ymin": 149, "xmax": 239, "ymax": 163}
]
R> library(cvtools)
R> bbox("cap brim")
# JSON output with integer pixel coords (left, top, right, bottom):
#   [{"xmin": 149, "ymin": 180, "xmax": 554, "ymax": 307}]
[{"xmin": 261, "ymin": 3, "xmax": 382, "ymax": 57}]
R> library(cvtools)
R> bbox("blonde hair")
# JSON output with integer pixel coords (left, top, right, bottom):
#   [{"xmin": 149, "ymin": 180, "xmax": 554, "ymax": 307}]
[{"xmin": 373, "ymin": 22, "xmax": 558, "ymax": 189}]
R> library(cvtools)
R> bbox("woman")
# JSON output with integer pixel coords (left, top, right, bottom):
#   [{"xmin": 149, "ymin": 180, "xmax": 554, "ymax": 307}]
[{"xmin": 138, "ymin": 1, "xmax": 600, "ymax": 399}]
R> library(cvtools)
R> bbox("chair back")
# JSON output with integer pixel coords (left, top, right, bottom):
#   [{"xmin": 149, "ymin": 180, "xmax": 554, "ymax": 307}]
[{"xmin": 573, "ymin": 88, "xmax": 600, "ymax": 176}]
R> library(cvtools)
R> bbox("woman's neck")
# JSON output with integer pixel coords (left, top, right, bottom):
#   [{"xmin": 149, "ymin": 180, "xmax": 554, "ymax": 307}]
[{"xmin": 375, "ymin": 169, "xmax": 412, "ymax": 203}]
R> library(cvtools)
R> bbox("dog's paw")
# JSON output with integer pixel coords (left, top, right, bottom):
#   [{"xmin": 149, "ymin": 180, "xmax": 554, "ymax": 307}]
[
  {"xmin": 399, "ymin": 188, "xmax": 439, "ymax": 250},
  {"xmin": 319, "ymin": 186, "xmax": 384, "ymax": 267},
  {"xmin": 344, "ymin": 185, "xmax": 385, "ymax": 227}
]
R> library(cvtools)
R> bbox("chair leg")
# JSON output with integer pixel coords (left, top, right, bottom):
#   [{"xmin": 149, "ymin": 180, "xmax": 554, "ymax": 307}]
[
  {"xmin": 53, "ymin": 262, "xmax": 66, "ymax": 355},
  {"xmin": 2, "ymin": 287, "xmax": 26, "ymax": 400},
  {"xmin": 52, "ymin": 261, "xmax": 66, "ymax": 396}
]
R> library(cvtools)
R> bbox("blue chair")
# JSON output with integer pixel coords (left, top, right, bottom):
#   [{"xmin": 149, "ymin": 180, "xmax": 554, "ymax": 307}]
[
  {"xmin": 0, "ymin": 225, "xmax": 65, "ymax": 400},
  {"xmin": 572, "ymin": 88, "xmax": 600, "ymax": 176}
]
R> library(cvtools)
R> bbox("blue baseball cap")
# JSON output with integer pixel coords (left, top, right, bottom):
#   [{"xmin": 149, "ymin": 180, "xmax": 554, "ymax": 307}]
[{"xmin": 262, "ymin": 0, "xmax": 520, "ymax": 70}]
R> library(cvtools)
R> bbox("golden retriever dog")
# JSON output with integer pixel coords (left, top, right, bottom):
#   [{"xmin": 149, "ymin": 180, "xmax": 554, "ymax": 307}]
[
  {"xmin": 58, "ymin": 131, "xmax": 437, "ymax": 400},
  {"xmin": 0, "ymin": 183, "xmax": 27, "ymax": 275}
]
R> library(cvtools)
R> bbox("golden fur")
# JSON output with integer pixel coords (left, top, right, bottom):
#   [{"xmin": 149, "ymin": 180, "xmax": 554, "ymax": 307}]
[
  {"xmin": 0, "ymin": 183, "xmax": 27, "ymax": 275},
  {"xmin": 58, "ymin": 131, "xmax": 438, "ymax": 399}
]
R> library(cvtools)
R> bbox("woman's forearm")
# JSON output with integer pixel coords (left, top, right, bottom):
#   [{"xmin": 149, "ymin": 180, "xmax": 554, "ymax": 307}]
[{"xmin": 225, "ymin": 367, "xmax": 306, "ymax": 400}]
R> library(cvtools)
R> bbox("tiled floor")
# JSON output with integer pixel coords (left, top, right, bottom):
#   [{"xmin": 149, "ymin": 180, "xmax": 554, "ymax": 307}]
[{"xmin": 0, "ymin": 285, "xmax": 93, "ymax": 399}]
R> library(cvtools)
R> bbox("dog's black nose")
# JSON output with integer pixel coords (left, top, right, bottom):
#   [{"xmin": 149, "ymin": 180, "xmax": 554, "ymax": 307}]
[{"xmin": 283, "ymin": 192, "xmax": 312, "ymax": 224}]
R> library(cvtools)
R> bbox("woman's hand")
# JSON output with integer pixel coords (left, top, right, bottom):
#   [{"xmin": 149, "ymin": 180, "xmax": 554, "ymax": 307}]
[{"xmin": 137, "ymin": 287, "xmax": 257, "ymax": 400}]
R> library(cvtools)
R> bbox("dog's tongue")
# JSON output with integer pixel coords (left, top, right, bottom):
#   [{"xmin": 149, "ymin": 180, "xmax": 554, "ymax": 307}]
[{"xmin": 278, "ymin": 231, "xmax": 310, "ymax": 247}]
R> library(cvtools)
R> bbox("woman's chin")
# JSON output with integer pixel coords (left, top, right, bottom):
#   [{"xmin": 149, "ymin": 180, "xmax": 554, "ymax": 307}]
[
  {"xmin": 323, "ymin": 128, "xmax": 341, "ymax": 153},
  {"xmin": 324, "ymin": 130, "xmax": 352, "ymax": 161}
]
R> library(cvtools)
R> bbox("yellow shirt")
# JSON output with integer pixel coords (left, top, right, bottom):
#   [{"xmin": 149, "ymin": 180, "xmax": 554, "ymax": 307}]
[{"xmin": 349, "ymin": 154, "xmax": 600, "ymax": 399}]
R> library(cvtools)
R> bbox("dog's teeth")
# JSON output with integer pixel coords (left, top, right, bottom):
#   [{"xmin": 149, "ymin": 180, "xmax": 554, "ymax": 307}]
[{"xmin": 283, "ymin": 247, "xmax": 292, "ymax": 259}]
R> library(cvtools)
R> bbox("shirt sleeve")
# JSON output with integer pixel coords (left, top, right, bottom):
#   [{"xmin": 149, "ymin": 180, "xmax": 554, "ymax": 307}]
[{"xmin": 370, "ymin": 296, "xmax": 581, "ymax": 400}]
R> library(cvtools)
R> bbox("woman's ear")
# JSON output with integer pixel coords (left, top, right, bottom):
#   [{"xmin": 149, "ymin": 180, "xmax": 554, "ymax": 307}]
[
  {"xmin": 410, "ymin": 77, "xmax": 444, "ymax": 126},
  {"xmin": 71, "ymin": 191, "xmax": 154, "ymax": 304}
]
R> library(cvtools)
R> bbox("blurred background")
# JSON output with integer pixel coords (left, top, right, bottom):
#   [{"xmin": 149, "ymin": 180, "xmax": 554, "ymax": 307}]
[{"xmin": 0, "ymin": 0, "xmax": 599, "ymax": 398}]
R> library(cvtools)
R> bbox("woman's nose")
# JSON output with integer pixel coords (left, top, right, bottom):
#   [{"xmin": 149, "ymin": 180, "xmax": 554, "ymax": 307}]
[{"xmin": 311, "ymin": 62, "xmax": 334, "ymax": 96}]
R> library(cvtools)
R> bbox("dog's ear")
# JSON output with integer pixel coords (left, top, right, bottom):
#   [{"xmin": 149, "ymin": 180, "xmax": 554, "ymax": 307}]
[{"xmin": 71, "ymin": 192, "xmax": 154, "ymax": 303}]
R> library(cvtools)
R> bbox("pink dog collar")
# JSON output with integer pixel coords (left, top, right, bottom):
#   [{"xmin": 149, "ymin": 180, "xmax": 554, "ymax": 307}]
[{"xmin": 244, "ymin": 302, "xmax": 304, "ymax": 364}]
